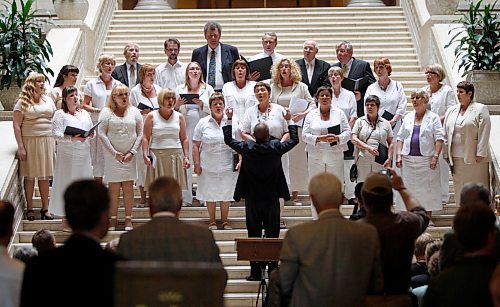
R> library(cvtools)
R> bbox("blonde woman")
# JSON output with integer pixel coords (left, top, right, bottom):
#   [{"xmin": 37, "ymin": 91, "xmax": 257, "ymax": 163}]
[
  {"xmin": 13, "ymin": 73, "xmax": 56, "ymax": 221},
  {"xmin": 175, "ymin": 61, "xmax": 215, "ymax": 204},
  {"xmin": 98, "ymin": 85, "xmax": 143, "ymax": 231},
  {"xmin": 142, "ymin": 88, "xmax": 189, "ymax": 193},
  {"xmin": 270, "ymin": 57, "xmax": 315, "ymax": 203},
  {"xmin": 83, "ymin": 54, "xmax": 122, "ymax": 180},
  {"xmin": 129, "ymin": 64, "xmax": 161, "ymax": 206}
]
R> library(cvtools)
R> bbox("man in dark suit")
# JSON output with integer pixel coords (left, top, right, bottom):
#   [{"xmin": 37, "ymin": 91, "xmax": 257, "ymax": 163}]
[
  {"xmin": 296, "ymin": 40, "xmax": 331, "ymax": 97},
  {"xmin": 191, "ymin": 21, "xmax": 239, "ymax": 91},
  {"xmin": 111, "ymin": 42, "xmax": 141, "ymax": 87},
  {"xmin": 278, "ymin": 173, "xmax": 383, "ymax": 307},
  {"xmin": 332, "ymin": 41, "xmax": 376, "ymax": 117},
  {"xmin": 117, "ymin": 176, "xmax": 224, "ymax": 266},
  {"xmin": 223, "ymin": 107, "xmax": 298, "ymax": 281},
  {"xmin": 20, "ymin": 180, "xmax": 120, "ymax": 307}
]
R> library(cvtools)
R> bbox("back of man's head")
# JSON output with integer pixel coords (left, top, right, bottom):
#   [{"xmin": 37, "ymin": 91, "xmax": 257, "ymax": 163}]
[
  {"xmin": 414, "ymin": 232, "xmax": 434, "ymax": 259},
  {"xmin": 148, "ymin": 176, "xmax": 182, "ymax": 215},
  {"xmin": 454, "ymin": 204, "xmax": 496, "ymax": 253},
  {"xmin": 254, "ymin": 123, "xmax": 270, "ymax": 143},
  {"xmin": 361, "ymin": 173, "xmax": 393, "ymax": 213},
  {"xmin": 0, "ymin": 200, "xmax": 14, "ymax": 244},
  {"xmin": 309, "ymin": 173, "xmax": 343, "ymax": 213},
  {"xmin": 460, "ymin": 182, "xmax": 491, "ymax": 207},
  {"xmin": 32, "ymin": 229, "xmax": 56, "ymax": 253},
  {"xmin": 64, "ymin": 180, "xmax": 109, "ymax": 233},
  {"xmin": 13, "ymin": 246, "xmax": 38, "ymax": 263}
]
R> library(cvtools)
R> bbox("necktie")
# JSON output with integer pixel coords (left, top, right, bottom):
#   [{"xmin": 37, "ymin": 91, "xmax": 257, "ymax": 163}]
[
  {"xmin": 342, "ymin": 64, "xmax": 348, "ymax": 78},
  {"xmin": 208, "ymin": 49, "xmax": 216, "ymax": 88},
  {"xmin": 306, "ymin": 62, "xmax": 313, "ymax": 83},
  {"xmin": 129, "ymin": 65, "xmax": 136, "ymax": 86}
]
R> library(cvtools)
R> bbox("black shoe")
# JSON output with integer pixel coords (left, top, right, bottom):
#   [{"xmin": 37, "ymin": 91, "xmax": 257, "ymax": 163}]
[
  {"xmin": 40, "ymin": 209, "xmax": 53, "ymax": 220},
  {"xmin": 245, "ymin": 275, "xmax": 261, "ymax": 281},
  {"xmin": 348, "ymin": 198, "xmax": 357, "ymax": 206}
]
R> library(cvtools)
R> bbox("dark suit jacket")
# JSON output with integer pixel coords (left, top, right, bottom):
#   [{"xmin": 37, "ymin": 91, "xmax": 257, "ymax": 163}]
[
  {"xmin": 111, "ymin": 62, "xmax": 141, "ymax": 87},
  {"xmin": 191, "ymin": 43, "xmax": 239, "ymax": 85},
  {"xmin": 20, "ymin": 234, "xmax": 121, "ymax": 307},
  {"xmin": 296, "ymin": 58, "xmax": 331, "ymax": 97},
  {"xmin": 223, "ymin": 124, "xmax": 299, "ymax": 201},
  {"xmin": 117, "ymin": 215, "xmax": 223, "ymax": 265},
  {"xmin": 333, "ymin": 58, "xmax": 376, "ymax": 117}
]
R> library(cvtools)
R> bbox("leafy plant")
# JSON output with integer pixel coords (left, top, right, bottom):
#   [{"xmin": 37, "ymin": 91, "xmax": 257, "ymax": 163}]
[
  {"xmin": 0, "ymin": 0, "xmax": 53, "ymax": 89},
  {"xmin": 445, "ymin": 0, "xmax": 500, "ymax": 76}
]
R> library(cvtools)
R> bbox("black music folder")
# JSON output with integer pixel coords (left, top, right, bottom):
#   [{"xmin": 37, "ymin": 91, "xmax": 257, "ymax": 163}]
[
  {"xmin": 375, "ymin": 142, "xmax": 389, "ymax": 165},
  {"xmin": 328, "ymin": 124, "xmax": 341, "ymax": 146},
  {"xmin": 341, "ymin": 75, "xmax": 370, "ymax": 92},
  {"xmin": 242, "ymin": 56, "xmax": 273, "ymax": 81},
  {"xmin": 64, "ymin": 120, "xmax": 101, "ymax": 138},
  {"xmin": 137, "ymin": 102, "xmax": 158, "ymax": 111},
  {"xmin": 180, "ymin": 94, "xmax": 199, "ymax": 104}
]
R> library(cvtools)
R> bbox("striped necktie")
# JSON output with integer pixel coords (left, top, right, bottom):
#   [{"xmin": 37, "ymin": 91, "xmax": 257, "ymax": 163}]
[
  {"xmin": 129, "ymin": 65, "xmax": 136, "ymax": 86},
  {"xmin": 208, "ymin": 49, "xmax": 216, "ymax": 88}
]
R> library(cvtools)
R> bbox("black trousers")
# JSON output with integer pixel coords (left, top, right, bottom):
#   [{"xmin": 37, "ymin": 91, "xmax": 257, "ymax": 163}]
[{"xmin": 245, "ymin": 198, "xmax": 280, "ymax": 278}]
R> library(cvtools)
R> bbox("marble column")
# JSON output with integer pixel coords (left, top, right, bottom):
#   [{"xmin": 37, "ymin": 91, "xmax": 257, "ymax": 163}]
[{"xmin": 134, "ymin": 0, "xmax": 176, "ymax": 9}]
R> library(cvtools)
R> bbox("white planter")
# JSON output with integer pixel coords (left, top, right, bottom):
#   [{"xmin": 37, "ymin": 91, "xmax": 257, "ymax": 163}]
[
  {"xmin": 425, "ymin": 0, "xmax": 459, "ymax": 15},
  {"xmin": 53, "ymin": 0, "xmax": 89, "ymax": 20},
  {"xmin": 466, "ymin": 70, "xmax": 500, "ymax": 115}
]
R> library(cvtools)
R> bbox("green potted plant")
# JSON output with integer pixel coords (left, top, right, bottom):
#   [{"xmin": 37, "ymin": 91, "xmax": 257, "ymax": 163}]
[
  {"xmin": 0, "ymin": 0, "xmax": 53, "ymax": 109},
  {"xmin": 445, "ymin": 0, "xmax": 500, "ymax": 112}
]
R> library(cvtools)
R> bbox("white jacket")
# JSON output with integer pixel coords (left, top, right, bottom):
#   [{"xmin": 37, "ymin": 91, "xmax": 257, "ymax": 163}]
[{"xmin": 397, "ymin": 110, "xmax": 444, "ymax": 156}]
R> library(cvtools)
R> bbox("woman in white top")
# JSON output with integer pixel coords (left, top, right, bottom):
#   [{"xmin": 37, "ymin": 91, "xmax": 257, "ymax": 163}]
[
  {"xmin": 222, "ymin": 59, "xmax": 257, "ymax": 140},
  {"xmin": 50, "ymin": 86, "xmax": 93, "ymax": 229},
  {"xmin": 270, "ymin": 58, "xmax": 315, "ymax": 201},
  {"xmin": 99, "ymin": 85, "xmax": 143, "ymax": 231},
  {"xmin": 13, "ymin": 73, "xmax": 56, "ymax": 221},
  {"xmin": 142, "ymin": 88, "xmax": 190, "ymax": 194},
  {"xmin": 303, "ymin": 86, "xmax": 351, "ymax": 218},
  {"xmin": 83, "ymin": 54, "xmax": 122, "ymax": 180},
  {"xmin": 365, "ymin": 58, "xmax": 406, "ymax": 135},
  {"xmin": 396, "ymin": 90, "xmax": 444, "ymax": 215},
  {"xmin": 175, "ymin": 61, "xmax": 215, "ymax": 205},
  {"xmin": 193, "ymin": 93, "xmax": 238, "ymax": 230},
  {"xmin": 423, "ymin": 63, "xmax": 456, "ymax": 205},
  {"xmin": 48, "ymin": 65, "xmax": 81, "ymax": 109},
  {"xmin": 351, "ymin": 95, "xmax": 393, "ymax": 181},
  {"xmin": 328, "ymin": 66, "xmax": 358, "ymax": 202},
  {"xmin": 443, "ymin": 81, "xmax": 491, "ymax": 205},
  {"xmin": 129, "ymin": 64, "xmax": 161, "ymax": 207}
]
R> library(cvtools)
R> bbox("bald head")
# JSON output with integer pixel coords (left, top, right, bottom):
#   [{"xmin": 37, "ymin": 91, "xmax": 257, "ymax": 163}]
[
  {"xmin": 254, "ymin": 122, "xmax": 270, "ymax": 143},
  {"xmin": 308, "ymin": 173, "xmax": 343, "ymax": 213}
]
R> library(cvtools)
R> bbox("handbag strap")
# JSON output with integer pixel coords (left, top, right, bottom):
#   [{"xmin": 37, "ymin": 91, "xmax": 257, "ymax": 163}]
[{"xmin": 354, "ymin": 122, "xmax": 376, "ymax": 164}]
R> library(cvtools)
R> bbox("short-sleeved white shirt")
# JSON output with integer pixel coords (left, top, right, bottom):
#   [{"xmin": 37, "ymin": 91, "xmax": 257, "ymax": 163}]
[
  {"xmin": 83, "ymin": 77, "xmax": 122, "ymax": 122},
  {"xmin": 241, "ymin": 103, "xmax": 288, "ymax": 139}
]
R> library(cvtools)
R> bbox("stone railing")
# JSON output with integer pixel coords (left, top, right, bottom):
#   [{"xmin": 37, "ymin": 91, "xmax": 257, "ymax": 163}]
[{"xmin": 490, "ymin": 116, "xmax": 500, "ymax": 214}]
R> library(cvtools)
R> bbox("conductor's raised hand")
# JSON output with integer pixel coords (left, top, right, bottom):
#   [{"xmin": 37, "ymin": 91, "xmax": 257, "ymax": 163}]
[{"xmin": 225, "ymin": 107, "xmax": 234, "ymax": 119}]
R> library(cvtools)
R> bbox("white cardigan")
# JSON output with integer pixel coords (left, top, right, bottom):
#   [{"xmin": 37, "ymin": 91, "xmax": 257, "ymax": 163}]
[{"xmin": 396, "ymin": 110, "xmax": 444, "ymax": 156}]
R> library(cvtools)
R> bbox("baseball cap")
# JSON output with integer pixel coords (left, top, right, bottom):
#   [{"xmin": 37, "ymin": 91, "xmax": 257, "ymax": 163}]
[{"xmin": 362, "ymin": 173, "xmax": 392, "ymax": 196}]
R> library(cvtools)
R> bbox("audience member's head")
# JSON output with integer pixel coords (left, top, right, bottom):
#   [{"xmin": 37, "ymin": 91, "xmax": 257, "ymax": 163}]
[
  {"xmin": 309, "ymin": 173, "xmax": 343, "ymax": 214},
  {"xmin": 427, "ymin": 251, "xmax": 440, "ymax": 278},
  {"xmin": 491, "ymin": 263, "xmax": 500, "ymax": 307},
  {"xmin": 460, "ymin": 182, "xmax": 491, "ymax": 207},
  {"xmin": 31, "ymin": 229, "xmax": 56, "ymax": 253},
  {"xmin": 425, "ymin": 240, "xmax": 442, "ymax": 263},
  {"xmin": 13, "ymin": 246, "xmax": 38, "ymax": 263},
  {"xmin": 453, "ymin": 204, "xmax": 496, "ymax": 254},
  {"xmin": 361, "ymin": 173, "xmax": 393, "ymax": 213},
  {"xmin": 148, "ymin": 176, "xmax": 183, "ymax": 216},
  {"xmin": 414, "ymin": 233, "xmax": 434, "ymax": 261},
  {"xmin": 254, "ymin": 122, "xmax": 270, "ymax": 143},
  {"xmin": 0, "ymin": 200, "xmax": 15, "ymax": 246},
  {"xmin": 64, "ymin": 180, "xmax": 110, "ymax": 239}
]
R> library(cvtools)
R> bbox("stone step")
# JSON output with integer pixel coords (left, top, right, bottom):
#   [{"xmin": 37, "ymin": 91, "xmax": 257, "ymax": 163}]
[{"xmin": 224, "ymin": 293, "xmax": 260, "ymax": 307}]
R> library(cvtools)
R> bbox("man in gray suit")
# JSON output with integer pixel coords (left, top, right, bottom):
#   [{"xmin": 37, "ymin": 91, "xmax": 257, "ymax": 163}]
[
  {"xmin": 278, "ymin": 172, "xmax": 383, "ymax": 307},
  {"xmin": 117, "ymin": 176, "xmax": 224, "ymax": 266}
]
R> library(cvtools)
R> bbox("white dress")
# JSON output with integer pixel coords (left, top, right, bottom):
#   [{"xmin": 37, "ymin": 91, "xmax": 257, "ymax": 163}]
[
  {"xmin": 83, "ymin": 77, "xmax": 122, "ymax": 177},
  {"xmin": 365, "ymin": 79, "xmax": 406, "ymax": 135},
  {"xmin": 49, "ymin": 109, "xmax": 93, "ymax": 216},
  {"xmin": 175, "ymin": 83, "xmax": 215, "ymax": 204},
  {"xmin": 129, "ymin": 84, "xmax": 161, "ymax": 187},
  {"xmin": 98, "ymin": 107, "xmax": 143, "ymax": 183},
  {"xmin": 222, "ymin": 80, "xmax": 257, "ymax": 140},
  {"xmin": 193, "ymin": 115, "xmax": 237, "ymax": 201}
]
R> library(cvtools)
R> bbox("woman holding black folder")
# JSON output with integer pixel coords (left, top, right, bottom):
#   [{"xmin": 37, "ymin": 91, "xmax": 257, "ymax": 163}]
[
  {"xmin": 49, "ymin": 86, "xmax": 93, "ymax": 229},
  {"xmin": 351, "ymin": 95, "xmax": 393, "ymax": 181},
  {"xmin": 395, "ymin": 90, "xmax": 444, "ymax": 216},
  {"xmin": 302, "ymin": 86, "xmax": 351, "ymax": 219}
]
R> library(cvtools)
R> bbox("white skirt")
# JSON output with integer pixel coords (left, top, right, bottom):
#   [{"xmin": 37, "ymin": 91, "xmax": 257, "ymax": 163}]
[
  {"xmin": 196, "ymin": 170, "xmax": 237, "ymax": 202},
  {"xmin": 398, "ymin": 155, "xmax": 442, "ymax": 212}
]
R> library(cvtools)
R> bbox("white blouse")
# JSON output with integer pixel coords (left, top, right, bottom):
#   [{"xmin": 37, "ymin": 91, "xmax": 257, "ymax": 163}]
[
  {"xmin": 98, "ymin": 107, "xmax": 143, "ymax": 156},
  {"xmin": 365, "ymin": 80, "xmax": 406, "ymax": 119},
  {"xmin": 193, "ymin": 115, "xmax": 233, "ymax": 173},
  {"xmin": 175, "ymin": 83, "xmax": 214, "ymax": 117},
  {"xmin": 83, "ymin": 77, "xmax": 122, "ymax": 122},
  {"xmin": 129, "ymin": 84, "xmax": 161, "ymax": 110},
  {"xmin": 302, "ymin": 106, "xmax": 351, "ymax": 153},
  {"xmin": 423, "ymin": 84, "xmax": 456, "ymax": 117},
  {"xmin": 222, "ymin": 80, "xmax": 257, "ymax": 122},
  {"xmin": 52, "ymin": 109, "xmax": 93, "ymax": 142},
  {"xmin": 241, "ymin": 103, "xmax": 289, "ymax": 139},
  {"xmin": 333, "ymin": 88, "xmax": 357, "ymax": 121},
  {"xmin": 396, "ymin": 110, "xmax": 444, "ymax": 156}
]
